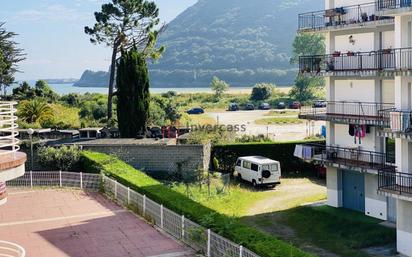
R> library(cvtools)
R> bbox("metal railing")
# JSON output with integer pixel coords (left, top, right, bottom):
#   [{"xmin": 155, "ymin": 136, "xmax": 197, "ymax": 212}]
[
  {"xmin": 299, "ymin": 2, "xmax": 393, "ymax": 31},
  {"xmin": 7, "ymin": 171, "xmax": 261, "ymax": 257},
  {"xmin": 379, "ymin": 108, "xmax": 412, "ymax": 133},
  {"xmin": 0, "ymin": 102, "xmax": 19, "ymax": 158},
  {"xmin": 299, "ymin": 48, "xmax": 412, "ymax": 74},
  {"xmin": 0, "ymin": 240, "xmax": 25, "ymax": 257},
  {"xmin": 376, "ymin": 0, "xmax": 412, "ymax": 10},
  {"xmin": 379, "ymin": 170, "xmax": 412, "ymax": 195},
  {"xmin": 300, "ymin": 101, "xmax": 394, "ymax": 124},
  {"xmin": 302, "ymin": 143, "xmax": 395, "ymax": 170}
]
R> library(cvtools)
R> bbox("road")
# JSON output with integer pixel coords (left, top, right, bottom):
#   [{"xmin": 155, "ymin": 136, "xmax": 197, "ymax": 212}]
[{"xmin": 208, "ymin": 110, "xmax": 325, "ymax": 141}]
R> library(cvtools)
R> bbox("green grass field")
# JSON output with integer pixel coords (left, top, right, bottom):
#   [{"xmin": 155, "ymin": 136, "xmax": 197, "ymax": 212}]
[{"xmin": 255, "ymin": 117, "xmax": 304, "ymax": 125}]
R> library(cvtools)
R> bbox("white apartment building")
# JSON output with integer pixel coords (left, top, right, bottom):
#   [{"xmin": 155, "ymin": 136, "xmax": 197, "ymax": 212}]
[{"xmin": 297, "ymin": 0, "xmax": 412, "ymax": 255}]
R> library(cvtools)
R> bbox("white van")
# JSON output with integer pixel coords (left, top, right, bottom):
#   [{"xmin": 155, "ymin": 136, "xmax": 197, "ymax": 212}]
[{"xmin": 235, "ymin": 156, "xmax": 281, "ymax": 187}]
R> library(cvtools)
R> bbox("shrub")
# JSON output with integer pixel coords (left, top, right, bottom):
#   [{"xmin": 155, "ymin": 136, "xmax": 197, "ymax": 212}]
[
  {"xmin": 81, "ymin": 151, "xmax": 313, "ymax": 257},
  {"xmin": 37, "ymin": 145, "xmax": 82, "ymax": 171},
  {"xmin": 250, "ymin": 83, "xmax": 274, "ymax": 101}
]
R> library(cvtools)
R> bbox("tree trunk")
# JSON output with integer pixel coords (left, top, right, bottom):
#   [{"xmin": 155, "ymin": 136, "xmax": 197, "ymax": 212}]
[{"xmin": 107, "ymin": 43, "xmax": 119, "ymax": 120}]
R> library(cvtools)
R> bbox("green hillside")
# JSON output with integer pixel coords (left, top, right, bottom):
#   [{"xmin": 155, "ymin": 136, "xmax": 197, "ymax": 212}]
[{"xmin": 150, "ymin": 0, "xmax": 323, "ymax": 87}]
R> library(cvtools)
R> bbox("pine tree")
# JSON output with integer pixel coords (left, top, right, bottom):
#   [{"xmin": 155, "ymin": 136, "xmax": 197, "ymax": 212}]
[{"xmin": 116, "ymin": 46, "xmax": 150, "ymax": 138}]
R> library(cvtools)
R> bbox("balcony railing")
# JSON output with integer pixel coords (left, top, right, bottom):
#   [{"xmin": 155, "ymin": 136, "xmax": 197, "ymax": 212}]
[
  {"xmin": 299, "ymin": 48, "xmax": 412, "ymax": 75},
  {"xmin": 379, "ymin": 108, "xmax": 412, "ymax": 133},
  {"xmin": 0, "ymin": 241, "xmax": 25, "ymax": 257},
  {"xmin": 376, "ymin": 0, "xmax": 412, "ymax": 11},
  {"xmin": 300, "ymin": 101, "xmax": 394, "ymax": 125},
  {"xmin": 0, "ymin": 102, "xmax": 19, "ymax": 157},
  {"xmin": 298, "ymin": 2, "xmax": 393, "ymax": 31},
  {"xmin": 299, "ymin": 143, "xmax": 395, "ymax": 171},
  {"xmin": 379, "ymin": 170, "xmax": 412, "ymax": 196}
]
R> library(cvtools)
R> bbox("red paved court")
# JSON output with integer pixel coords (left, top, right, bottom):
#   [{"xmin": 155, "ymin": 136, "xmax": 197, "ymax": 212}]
[{"xmin": 0, "ymin": 189, "xmax": 196, "ymax": 257}]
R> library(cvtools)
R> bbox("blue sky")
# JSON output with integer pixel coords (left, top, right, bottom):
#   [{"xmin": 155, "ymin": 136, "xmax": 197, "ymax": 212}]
[{"xmin": 0, "ymin": 0, "xmax": 197, "ymax": 80}]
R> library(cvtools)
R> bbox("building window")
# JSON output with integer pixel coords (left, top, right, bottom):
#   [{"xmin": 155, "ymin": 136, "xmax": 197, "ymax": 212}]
[{"xmin": 386, "ymin": 138, "xmax": 395, "ymax": 164}]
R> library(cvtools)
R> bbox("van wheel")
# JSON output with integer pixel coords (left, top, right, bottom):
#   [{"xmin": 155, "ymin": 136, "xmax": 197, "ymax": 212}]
[{"xmin": 252, "ymin": 180, "xmax": 257, "ymax": 187}]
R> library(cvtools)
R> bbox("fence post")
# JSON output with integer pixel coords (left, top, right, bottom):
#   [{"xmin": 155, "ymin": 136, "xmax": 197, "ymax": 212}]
[
  {"xmin": 127, "ymin": 187, "xmax": 130, "ymax": 205},
  {"xmin": 30, "ymin": 170, "xmax": 33, "ymax": 188},
  {"xmin": 80, "ymin": 172, "xmax": 83, "ymax": 189},
  {"xmin": 181, "ymin": 215, "xmax": 185, "ymax": 239},
  {"xmin": 114, "ymin": 180, "xmax": 118, "ymax": 199},
  {"xmin": 143, "ymin": 195, "xmax": 146, "ymax": 216},
  {"xmin": 160, "ymin": 204, "xmax": 164, "ymax": 229},
  {"xmin": 207, "ymin": 229, "xmax": 211, "ymax": 257},
  {"xmin": 239, "ymin": 245, "xmax": 243, "ymax": 257},
  {"xmin": 59, "ymin": 170, "xmax": 62, "ymax": 187}
]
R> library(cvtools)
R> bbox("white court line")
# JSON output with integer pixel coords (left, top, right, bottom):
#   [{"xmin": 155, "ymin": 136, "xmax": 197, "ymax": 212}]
[{"xmin": 0, "ymin": 210, "xmax": 127, "ymax": 227}]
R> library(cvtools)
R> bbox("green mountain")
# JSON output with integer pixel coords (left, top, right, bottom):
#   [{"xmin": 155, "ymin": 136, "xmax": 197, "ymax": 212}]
[
  {"xmin": 150, "ymin": 0, "xmax": 322, "ymax": 87},
  {"xmin": 74, "ymin": 0, "xmax": 323, "ymax": 88}
]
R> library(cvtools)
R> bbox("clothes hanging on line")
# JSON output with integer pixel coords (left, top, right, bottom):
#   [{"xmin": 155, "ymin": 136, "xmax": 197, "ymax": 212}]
[
  {"xmin": 390, "ymin": 112, "xmax": 412, "ymax": 132},
  {"xmin": 294, "ymin": 144, "xmax": 303, "ymax": 159},
  {"xmin": 302, "ymin": 146, "xmax": 313, "ymax": 160}
]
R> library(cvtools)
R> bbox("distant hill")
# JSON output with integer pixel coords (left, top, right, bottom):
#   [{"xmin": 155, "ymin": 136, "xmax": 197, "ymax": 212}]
[
  {"xmin": 73, "ymin": 70, "xmax": 109, "ymax": 88},
  {"xmin": 75, "ymin": 0, "xmax": 323, "ymax": 88}
]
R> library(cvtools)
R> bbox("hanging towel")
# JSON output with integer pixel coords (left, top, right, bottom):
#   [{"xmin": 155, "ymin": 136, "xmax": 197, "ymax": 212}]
[
  {"xmin": 302, "ymin": 146, "xmax": 313, "ymax": 160},
  {"xmin": 349, "ymin": 124, "xmax": 355, "ymax": 136},
  {"xmin": 390, "ymin": 112, "xmax": 401, "ymax": 131},
  {"xmin": 294, "ymin": 145, "xmax": 303, "ymax": 159}
]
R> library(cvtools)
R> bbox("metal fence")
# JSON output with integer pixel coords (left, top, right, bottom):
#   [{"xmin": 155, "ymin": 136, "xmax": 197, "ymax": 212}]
[
  {"xmin": 7, "ymin": 171, "xmax": 260, "ymax": 257},
  {"xmin": 101, "ymin": 175, "xmax": 260, "ymax": 257},
  {"xmin": 379, "ymin": 170, "xmax": 412, "ymax": 195},
  {"xmin": 376, "ymin": 0, "xmax": 412, "ymax": 10},
  {"xmin": 6, "ymin": 171, "xmax": 100, "ymax": 190}
]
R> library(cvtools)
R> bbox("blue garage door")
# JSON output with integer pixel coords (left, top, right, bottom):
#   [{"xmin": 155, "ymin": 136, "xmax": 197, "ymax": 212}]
[{"xmin": 342, "ymin": 170, "xmax": 365, "ymax": 213}]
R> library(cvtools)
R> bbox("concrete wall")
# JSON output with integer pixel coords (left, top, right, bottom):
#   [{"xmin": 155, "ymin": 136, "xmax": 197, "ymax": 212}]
[
  {"xmin": 382, "ymin": 80, "xmax": 395, "ymax": 103},
  {"xmin": 334, "ymin": 80, "xmax": 376, "ymax": 102},
  {"xmin": 364, "ymin": 173, "xmax": 387, "ymax": 220},
  {"xmin": 335, "ymin": 33, "xmax": 374, "ymax": 53},
  {"xmin": 80, "ymin": 144, "xmax": 211, "ymax": 174},
  {"xmin": 334, "ymin": 124, "xmax": 377, "ymax": 152},
  {"xmin": 327, "ymin": 167, "xmax": 342, "ymax": 207},
  {"xmin": 334, "ymin": 0, "xmax": 371, "ymax": 7},
  {"xmin": 397, "ymin": 199, "xmax": 412, "ymax": 256}
]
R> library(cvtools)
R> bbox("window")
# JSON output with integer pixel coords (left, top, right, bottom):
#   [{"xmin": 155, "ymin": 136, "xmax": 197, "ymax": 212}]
[
  {"xmin": 271, "ymin": 164, "xmax": 278, "ymax": 172},
  {"xmin": 236, "ymin": 160, "xmax": 242, "ymax": 167},
  {"xmin": 262, "ymin": 165, "xmax": 270, "ymax": 171},
  {"xmin": 243, "ymin": 161, "xmax": 251, "ymax": 169},
  {"xmin": 251, "ymin": 163, "xmax": 259, "ymax": 172}
]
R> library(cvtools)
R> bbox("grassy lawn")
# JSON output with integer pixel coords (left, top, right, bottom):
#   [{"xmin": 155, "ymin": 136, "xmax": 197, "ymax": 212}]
[
  {"xmin": 263, "ymin": 110, "xmax": 299, "ymax": 116},
  {"xmin": 168, "ymin": 177, "xmax": 326, "ymax": 217},
  {"xmin": 255, "ymin": 117, "xmax": 304, "ymax": 125},
  {"xmin": 246, "ymin": 206, "xmax": 396, "ymax": 257}
]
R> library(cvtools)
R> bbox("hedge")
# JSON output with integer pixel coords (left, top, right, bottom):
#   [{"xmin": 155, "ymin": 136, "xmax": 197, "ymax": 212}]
[
  {"xmin": 81, "ymin": 151, "xmax": 314, "ymax": 257},
  {"xmin": 212, "ymin": 140, "xmax": 325, "ymax": 177}
]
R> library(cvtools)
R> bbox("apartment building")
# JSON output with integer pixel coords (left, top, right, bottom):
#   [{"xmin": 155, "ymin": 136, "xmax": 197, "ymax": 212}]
[{"xmin": 296, "ymin": 0, "xmax": 412, "ymax": 255}]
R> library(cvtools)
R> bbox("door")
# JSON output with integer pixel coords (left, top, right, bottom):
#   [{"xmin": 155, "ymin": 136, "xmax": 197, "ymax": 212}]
[
  {"xmin": 342, "ymin": 170, "xmax": 365, "ymax": 213},
  {"xmin": 387, "ymin": 197, "xmax": 397, "ymax": 223}
]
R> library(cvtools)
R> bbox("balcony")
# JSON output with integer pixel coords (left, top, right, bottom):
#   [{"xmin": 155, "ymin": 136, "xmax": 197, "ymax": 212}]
[
  {"xmin": 296, "ymin": 143, "xmax": 395, "ymax": 173},
  {"xmin": 299, "ymin": 48, "xmax": 412, "ymax": 76},
  {"xmin": 378, "ymin": 170, "xmax": 412, "ymax": 200},
  {"xmin": 298, "ymin": 2, "xmax": 394, "ymax": 32},
  {"xmin": 0, "ymin": 102, "xmax": 26, "ymax": 189},
  {"xmin": 376, "ymin": 0, "xmax": 412, "ymax": 14},
  {"xmin": 378, "ymin": 108, "xmax": 412, "ymax": 139},
  {"xmin": 299, "ymin": 101, "xmax": 394, "ymax": 125}
]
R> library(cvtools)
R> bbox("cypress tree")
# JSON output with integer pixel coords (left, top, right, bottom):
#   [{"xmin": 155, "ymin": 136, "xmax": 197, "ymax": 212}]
[{"xmin": 116, "ymin": 46, "xmax": 150, "ymax": 138}]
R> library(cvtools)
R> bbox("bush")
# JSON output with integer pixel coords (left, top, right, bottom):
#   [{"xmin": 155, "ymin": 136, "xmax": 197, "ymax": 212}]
[
  {"xmin": 250, "ymin": 83, "xmax": 274, "ymax": 101},
  {"xmin": 212, "ymin": 140, "xmax": 324, "ymax": 177},
  {"xmin": 81, "ymin": 151, "xmax": 313, "ymax": 257},
  {"xmin": 37, "ymin": 145, "xmax": 82, "ymax": 171}
]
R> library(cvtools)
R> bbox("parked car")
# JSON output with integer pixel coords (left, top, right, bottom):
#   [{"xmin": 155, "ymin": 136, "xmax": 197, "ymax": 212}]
[
  {"xmin": 277, "ymin": 102, "xmax": 286, "ymax": 109},
  {"xmin": 228, "ymin": 103, "xmax": 239, "ymax": 111},
  {"xmin": 313, "ymin": 100, "xmax": 327, "ymax": 108},
  {"xmin": 259, "ymin": 103, "xmax": 271, "ymax": 110},
  {"xmin": 289, "ymin": 101, "xmax": 302, "ymax": 109},
  {"xmin": 148, "ymin": 127, "xmax": 163, "ymax": 139},
  {"xmin": 235, "ymin": 156, "xmax": 281, "ymax": 187},
  {"xmin": 245, "ymin": 103, "xmax": 255, "ymax": 110},
  {"xmin": 187, "ymin": 107, "xmax": 204, "ymax": 115}
]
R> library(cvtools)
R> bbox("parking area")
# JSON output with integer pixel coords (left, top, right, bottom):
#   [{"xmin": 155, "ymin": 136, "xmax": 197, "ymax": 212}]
[{"xmin": 0, "ymin": 189, "xmax": 195, "ymax": 257}]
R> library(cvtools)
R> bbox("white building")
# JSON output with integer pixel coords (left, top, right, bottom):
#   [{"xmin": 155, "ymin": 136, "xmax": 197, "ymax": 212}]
[{"xmin": 297, "ymin": 1, "xmax": 412, "ymax": 255}]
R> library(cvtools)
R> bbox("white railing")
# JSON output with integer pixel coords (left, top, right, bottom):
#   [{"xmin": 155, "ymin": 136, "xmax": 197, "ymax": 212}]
[
  {"xmin": 0, "ymin": 240, "xmax": 25, "ymax": 257},
  {"xmin": 7, "ymin": 171, "xmax": 261, "ymax": 257},
  {"xmin": 0, "ymin": 101, "xmax": 19, "ymax": 157},
  {"xmin": 102, "ymin": 175, "xmax": 260, "ymax": 257}
]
